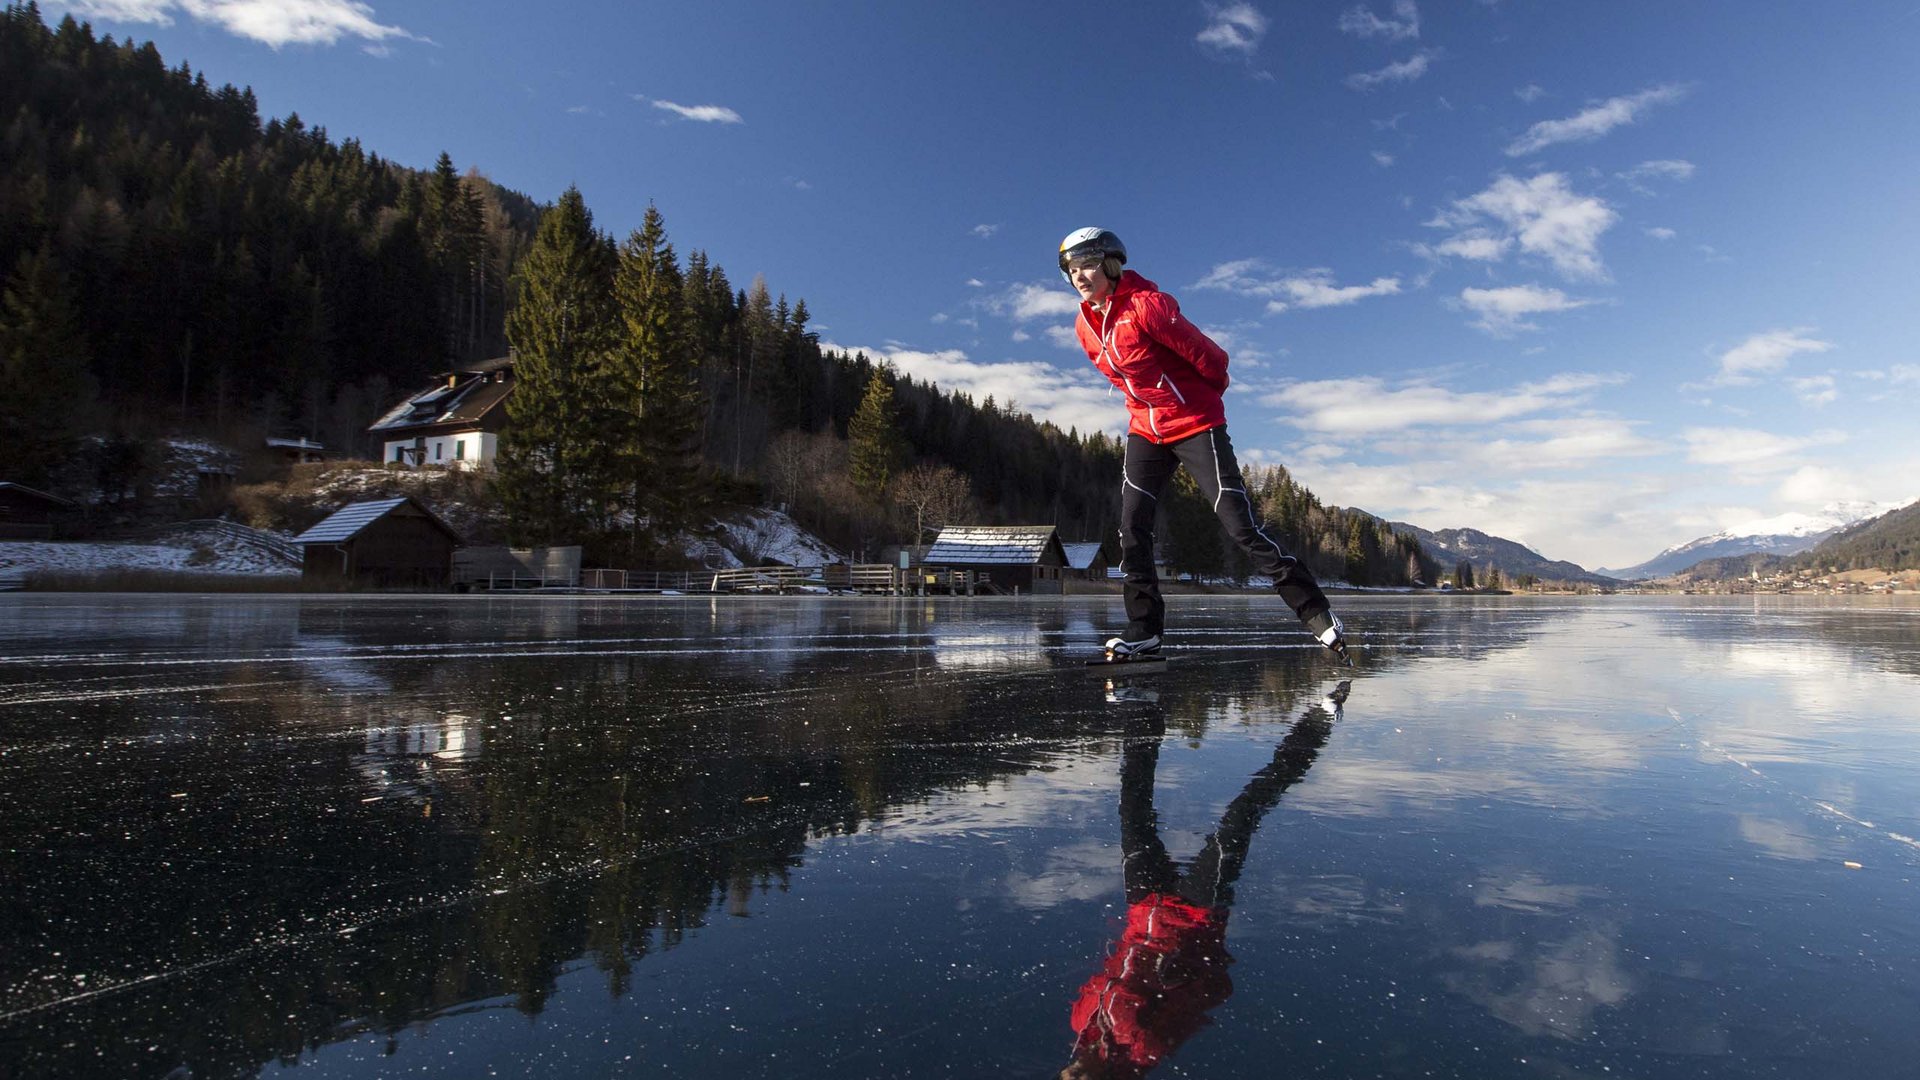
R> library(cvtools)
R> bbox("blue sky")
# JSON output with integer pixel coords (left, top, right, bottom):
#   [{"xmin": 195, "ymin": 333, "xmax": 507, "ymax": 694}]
[{"xmin": 51, "ymin": 0, "xmax": 1920, "ymax": 569}]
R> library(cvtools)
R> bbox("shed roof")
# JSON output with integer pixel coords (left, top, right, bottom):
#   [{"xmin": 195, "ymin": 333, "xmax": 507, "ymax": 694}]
[
  {"xmin": 925, "ymin": 525, "xmax": 1064, "ymax": 566},
  {"xmin": 1061, "ymin": 542, "xmax": 1105, "ymax": 570},
  {"xmin": 293, "ymin": 497, "xmax": 459, "ymax": 545}
]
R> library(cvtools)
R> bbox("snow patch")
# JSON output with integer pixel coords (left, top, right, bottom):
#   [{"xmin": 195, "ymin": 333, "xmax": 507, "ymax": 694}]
[{"xmin": 710, "ymin": 510, "xmax": 845, "ymax": 567}]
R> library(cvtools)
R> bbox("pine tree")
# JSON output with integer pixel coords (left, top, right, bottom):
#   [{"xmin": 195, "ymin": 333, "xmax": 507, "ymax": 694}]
[
  {"xmin": 847, "ymin": 369, "xmax": 903, "ymax": 501},
  {"xmin": 0, "ymin": 246, "xmax": 97, "ymax": 488},
  {"xmin": 496, "ymin": 187, "xmax": 616, "ymax": 546},
  {"xmin": 609, "ymin": 204, "xmax": 704, "ymax": 558}
]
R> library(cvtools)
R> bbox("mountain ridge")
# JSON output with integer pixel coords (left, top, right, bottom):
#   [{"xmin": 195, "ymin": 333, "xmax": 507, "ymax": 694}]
[
  {"xmin": 1597, "ymin": 501, "xmax": 1904, "ymax": 580},
  {"xmin": 1383, "ymin": 520, "xmax": 1615, "ymax": 586}
]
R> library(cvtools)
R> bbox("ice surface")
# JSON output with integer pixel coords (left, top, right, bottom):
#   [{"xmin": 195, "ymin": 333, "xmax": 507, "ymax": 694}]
[{"xmin": 2, "ymin": 593, "xmax": 1918, "ymax": 1078}]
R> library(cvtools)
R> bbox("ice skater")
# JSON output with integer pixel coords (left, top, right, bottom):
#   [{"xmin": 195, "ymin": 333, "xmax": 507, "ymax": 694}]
[
  {"xmin": 1059, "ymin": 227, "xmax": 1349, "ymax": 664},
  {"xmin": 1058, "ymin": 683, "xmax": 1347, "ymax": 1078}
]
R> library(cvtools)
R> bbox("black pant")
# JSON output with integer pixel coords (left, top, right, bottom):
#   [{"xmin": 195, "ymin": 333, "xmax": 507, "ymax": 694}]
[
  {"xmin": 1118, "ymin": 427, "xmax": 1328, "ymax": 638},
  {"xmin": 1119, "ymin": 703, "xmax": 1336, "ymax": 908}
]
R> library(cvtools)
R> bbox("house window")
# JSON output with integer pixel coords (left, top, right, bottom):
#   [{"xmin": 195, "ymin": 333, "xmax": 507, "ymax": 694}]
[
  {"xmin": 455, "ymin": 440, "xmax": 465, "ymax": 460},
  {"xmin": 434, "ymin": 443, "xmax": 443, "ymax": 461},
  {"xmin": 393, "ymin": 446, "xmax": 405, "ymax": 463}
]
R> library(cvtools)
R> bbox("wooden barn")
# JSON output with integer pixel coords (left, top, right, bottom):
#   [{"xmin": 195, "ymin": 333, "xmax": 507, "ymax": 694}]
[
  {"xmin": 923, "ymin": 525, "xmax": 1070, "ymax": 594},
  {"xmin": 292, "ymin": 497, "xmax": 462, "ymax": 587},
  {"xmin": 0, "ymin": 483, "xmax": 76, "ymax": 540}
]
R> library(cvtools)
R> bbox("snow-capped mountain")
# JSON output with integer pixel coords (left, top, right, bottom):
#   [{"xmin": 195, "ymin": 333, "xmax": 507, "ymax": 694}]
[{"xmin": 1597, "ymin": 501, "xmax": 1905, "ymax": 580}]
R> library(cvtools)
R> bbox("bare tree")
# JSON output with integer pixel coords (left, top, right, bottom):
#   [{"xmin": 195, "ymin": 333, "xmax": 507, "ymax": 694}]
[{"xmin": 893, "ymin": 463, "xmax": 973, "ymax": 543}]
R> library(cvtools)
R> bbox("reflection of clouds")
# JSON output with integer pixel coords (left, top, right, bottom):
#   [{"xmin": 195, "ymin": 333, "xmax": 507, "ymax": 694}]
[
  {"xmin": 1444, "ymin": 918, "xmax": 1635, "ymax": 1039},
  {"xmin": 874, "ymin": 753, "xmax": 1123, "ymax": 909},
  {"xmin": 1442, "ymin": 869, "xmax": 1633, "ymax": 1038},
  {"xmin": 1278, "ymin": 875, "xmax": 1406, "ymax": 925},
  {"xmin": 1000, "ymin": 839, "xmax": 1116, "ymax": 909},
  {"xmin": 1472, "ymin": 871, "xmax": 1605, "ymax": 913},
  {"xmin": 1737, "ymin": 814, "xmax": 1820, "ymax": 861}
]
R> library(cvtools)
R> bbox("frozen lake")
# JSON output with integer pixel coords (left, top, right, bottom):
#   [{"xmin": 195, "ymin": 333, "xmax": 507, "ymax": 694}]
[{"xmin": 2, "ymin": 593, "xmax": 1918, "ymax": 1078}]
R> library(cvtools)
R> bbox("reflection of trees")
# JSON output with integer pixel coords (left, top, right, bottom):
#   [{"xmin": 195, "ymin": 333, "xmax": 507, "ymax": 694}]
[{"xmin": 2, "ymin": 635, "xmax": 1145, "ymax": 1079}]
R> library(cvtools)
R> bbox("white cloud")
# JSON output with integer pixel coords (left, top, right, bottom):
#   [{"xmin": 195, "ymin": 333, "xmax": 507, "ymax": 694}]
[
  {"xmin": 1374, "ymin": 417, "xmax": 1664, "ymax": 473},
  {"xmin": 1347, "ymin": 50, "xmax": 1435, "ymax": 91},
  {"xmin": 989, "ymin": 282, "xmax": 1081, "ymax": 322},
  {"xmin": 1790, "ymin": 375, "xmax": 1838, "ymax": 407},
  {"xmin": 1372, "ymin": 150, "xmax": 1396, "ymax": 166},
  {"xmin": 1263, "ymin": 372, "xmax": 1621, "ymax": 435},
  {"xmin": 1775, "ymin": 465, "xmax": 1865, "ymax": 506},
  {"xmin": 819, "ymin": 342, "xmax": 1120, "ymax": 437},
  {"xmin": 651, "ymin": 100, "xmax": 743, "ymax": 124},
  {"xmin": 67, "ymin": 0, "xmax": 416, "ymax": 48},
  {"xmin": 1416, "ymin": 231, "xmax": 1512, "ymax": 261},
  {"xmin": 1197, "ymin": 2, "xmax": 1268, "ymax": 55},
  {"xmin": 1457, "ymin": 284, "xmax": 1598, "ymax": 335},
  {"xmin": 1267, "ymin": 459, "xmax": 1667, "ymax": 569},
  {"xmin": 1712, "ymin": 328, "xmax": 1834, "ymax": 384},
  {"xmin": 1506, "ymin": 84, "xmax": 1688, "ymax": 156},
  {"xmin": 1619, "ymin": 159, "xmax": 1695, "ymax": 183},
  {"xmin": 1193, "ymin": 261, "xmax": 1401, "ymax": 312},
  {"xmin": 1267, "ymin": 273, "xmax": 1402, "ymax": 313},
  {"xmin": 1428, "ymin": 173, "xmax": 1617, "ymax": 281},
  {"xmin": 972, "ymin": 224, "xmax": 1000, "ymax": 239},
  {"xmin": 1644, "ymin": 226, "xmax": 1676, "ymax": 241},
  {"xmin": 1680, "ymin": 426, "xmax": 1847, "ymax": 469},
  {"xmin": 1338, "ymin": 0, "xmax": 1419, "ymax": 40},
  {"xmin": 1514, "ymin": 83, "xmax": 1547, "ymax": 103}
]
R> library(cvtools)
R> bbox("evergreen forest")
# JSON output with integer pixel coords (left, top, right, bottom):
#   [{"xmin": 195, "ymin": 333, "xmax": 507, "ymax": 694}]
[{"xmin": 0, "ymin": 3, "xmax": 1439, "ymax": 585}]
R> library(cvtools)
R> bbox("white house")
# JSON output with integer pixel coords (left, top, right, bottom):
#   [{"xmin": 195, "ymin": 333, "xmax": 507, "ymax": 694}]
[{"xmin": 369, "ymin": 356, "xmax": 514, "ymax": 469}]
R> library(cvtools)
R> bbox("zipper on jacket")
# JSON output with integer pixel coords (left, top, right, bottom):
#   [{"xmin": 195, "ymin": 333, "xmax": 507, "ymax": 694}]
[{"xmin": 1159, "ymin": 374, "xmax": 1187, "ymax": 404}]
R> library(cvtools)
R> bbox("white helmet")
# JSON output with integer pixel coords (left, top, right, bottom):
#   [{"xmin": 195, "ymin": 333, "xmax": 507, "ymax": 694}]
[{"xmin": 1058, "ymin": 227, "xmax": 1127, "ymax": 284}]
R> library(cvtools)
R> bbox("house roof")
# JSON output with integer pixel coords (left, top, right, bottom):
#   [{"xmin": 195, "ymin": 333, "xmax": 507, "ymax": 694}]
[
  {"xmin": 925, "ymin": 525, "xmax": 1065, "ymax": 566},
  {"xmin": 293, "ymin": 497, "xmax": 460, "ymax": 545},
  {"xmin": 1061, "ymin": 542, "xmax": 1105, "ymax": 570},
  {"xmin": 368, "ymin": 360, "xmax": 515, "ymax": 435}
]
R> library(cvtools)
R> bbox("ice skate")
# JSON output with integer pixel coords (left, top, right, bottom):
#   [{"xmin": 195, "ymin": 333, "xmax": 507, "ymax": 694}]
[{"xmin": 1303, "ymin": 610, "xmax": 1352, "ymax": 666}]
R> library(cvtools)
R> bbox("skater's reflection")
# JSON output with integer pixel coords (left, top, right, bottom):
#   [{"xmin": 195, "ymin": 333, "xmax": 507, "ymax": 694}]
[{"xmin": 1058, "ymin": 682, "xmax": 1348, "ymax": 1079}]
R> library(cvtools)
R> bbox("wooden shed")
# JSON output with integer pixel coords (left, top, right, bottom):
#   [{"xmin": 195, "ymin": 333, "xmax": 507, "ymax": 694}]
[
  {"xmin": 1061, "ymin": 542, "xmax": 1111, "ymax": 580},
  {"xmin": 924, "ymin": 525, "xmax": 1070, "ymax": 594},
  {"xmin": 0, "ymin": 483, "xmax": 76, "ymax": 540},
  {"xmin": 292, "ymin": 496, "xmax": 461, "ymax": 586}
]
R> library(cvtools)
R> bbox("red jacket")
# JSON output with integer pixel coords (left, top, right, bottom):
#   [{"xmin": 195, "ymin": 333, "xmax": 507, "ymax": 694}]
[
  {"xmin": 1067, "ymin": 893, "xmax": 1234, "ymax": 1077},
  {"xmin": 1075, "ymin": 271, "xmax": 1230, "ymax": 444}
]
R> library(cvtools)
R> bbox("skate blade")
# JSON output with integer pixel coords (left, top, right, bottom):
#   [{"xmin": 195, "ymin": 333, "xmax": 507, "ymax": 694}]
[{"xmin": 1086, "ymin": 654, "xmax": 1167, "ymax": 667}]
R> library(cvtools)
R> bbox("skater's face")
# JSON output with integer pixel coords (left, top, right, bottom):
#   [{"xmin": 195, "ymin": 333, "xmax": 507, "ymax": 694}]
[{"xmin": 1067, "ymin": 256, "xmax": 1115, "ymax": 305}]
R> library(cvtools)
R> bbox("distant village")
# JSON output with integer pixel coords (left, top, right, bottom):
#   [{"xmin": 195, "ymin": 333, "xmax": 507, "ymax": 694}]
[{"xmin": 1629, "ymin": 567, "xmax": 1920, "ymax": 596}]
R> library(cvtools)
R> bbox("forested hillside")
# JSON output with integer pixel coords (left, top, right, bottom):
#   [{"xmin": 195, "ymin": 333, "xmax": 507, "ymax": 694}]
[
  {"xmin": 0, "ymin": 3, "xmax": 538, "ymax": 467},
  {"xmin": 0, "ymin": 3, "xmax": 1434, "ymax": 585},
  {"xmin": 1792, "ymin": 500, "xmax": 1920, "ymax": 572}
]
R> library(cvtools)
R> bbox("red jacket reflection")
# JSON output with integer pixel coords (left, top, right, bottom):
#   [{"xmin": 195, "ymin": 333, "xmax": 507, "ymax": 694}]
[{"xmin": 1067, "ymin": 892, "xmax": 1234, "ymax": 1077}]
